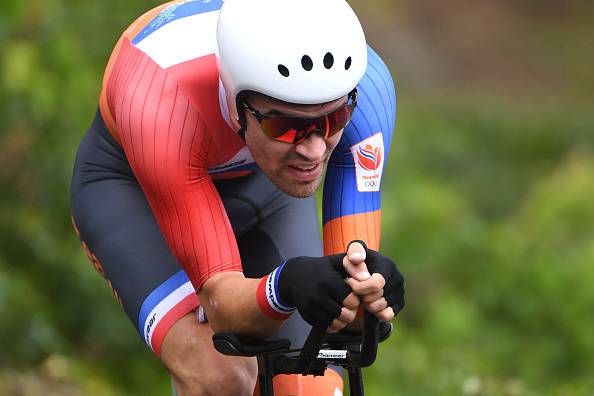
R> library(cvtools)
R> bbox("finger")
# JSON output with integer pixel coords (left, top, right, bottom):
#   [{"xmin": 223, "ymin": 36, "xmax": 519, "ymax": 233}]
[
  {"xmin": 346, "ymin": 273, "xmax": 385, "ymax": 295},
  {"xmin": 346, "ymin": 277, "xmax": 378, "ymax": 295},
  {"xmin": 328, "ymin": 306, "xmax": 358, "ymax": 333},
  {"xmin": 342, "ymin": 292, "xmax": 361, "ymax": 310},
  {"xmin": 347, "ymin": 242, "xmax": 367, "ymax": 265},
  {"xmin": 343, "ymin": 255, "xmax": 370, "ymax": 281},
  {"xmin": 374, "ymin": 307, "xmax": 395, "ymax": 322},
  {"xmin": 313, "ymin": 298, "xmax": 346, "ymax": 328},
  {"xmin": 363, "ymin": 297, "xmax": 388, "ymax": 314},
  {"xmin": 328, "ymin": 319, "xmax": 347, "ymax": 333},
  {"xmin": 337, "ymin": 306, "xmax": 357, "ymax": 324},
  {"xmin": 362, "ymin": 289, "xmax": 384, "ymax": 304}
]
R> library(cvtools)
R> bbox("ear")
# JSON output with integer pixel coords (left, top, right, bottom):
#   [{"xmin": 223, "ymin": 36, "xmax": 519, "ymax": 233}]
[
  {"xmin": 227, "ymin": 95, "xmax": 243, "ymax": 131},
  {"xmin": 234, "ymin": 93, "xmax": 250, "ymax": 140},
  {"xmin": 219, "ymin": 79, "xmax": 244, "ymax": 133}
]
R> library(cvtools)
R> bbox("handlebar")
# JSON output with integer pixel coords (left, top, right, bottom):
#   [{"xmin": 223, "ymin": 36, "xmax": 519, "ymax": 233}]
[
  {"xmin": 287, "ymin": 311, "xmax": 381, "ymax": 374},
  {"xmin": 213, "ymin": 311, "xmax": 391, "ymax": 371},
  {"xmin": 212, "ymin": 313, "xmax": 393, "ymax": 396}
]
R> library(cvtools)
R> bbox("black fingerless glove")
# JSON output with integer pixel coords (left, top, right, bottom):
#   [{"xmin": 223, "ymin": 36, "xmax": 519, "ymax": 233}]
[{"xmin": 276, "ymin": 255, "xmax": 350, "ymax": 327}]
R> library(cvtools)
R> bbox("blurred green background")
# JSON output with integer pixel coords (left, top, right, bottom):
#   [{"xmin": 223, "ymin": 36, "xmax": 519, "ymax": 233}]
[{"xmin": 1, "ymin": 0, "xmax": 593, "ymax": 395}]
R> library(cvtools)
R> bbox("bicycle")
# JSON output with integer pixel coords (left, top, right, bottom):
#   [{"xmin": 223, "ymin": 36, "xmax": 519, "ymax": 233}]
[{"xmin": 213, "ymin": 312, "xmax": 393, "ymax": 396}]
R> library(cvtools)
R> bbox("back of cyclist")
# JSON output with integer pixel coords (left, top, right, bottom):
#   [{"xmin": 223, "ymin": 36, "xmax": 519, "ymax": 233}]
[{"xmin": 70, "ymin": 0, "xmax": 404, "ymax": 395}]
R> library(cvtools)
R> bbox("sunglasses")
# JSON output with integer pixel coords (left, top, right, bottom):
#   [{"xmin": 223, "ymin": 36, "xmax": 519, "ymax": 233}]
[{"xmin": 242, "ymin": 89, "xmax": 358, "ymax": 144}]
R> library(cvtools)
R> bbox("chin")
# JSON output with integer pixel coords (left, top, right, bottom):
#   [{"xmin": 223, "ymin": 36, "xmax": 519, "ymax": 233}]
[{"xmin": 273, "ymin": 177, "xmax": 322, "ymax": 198}]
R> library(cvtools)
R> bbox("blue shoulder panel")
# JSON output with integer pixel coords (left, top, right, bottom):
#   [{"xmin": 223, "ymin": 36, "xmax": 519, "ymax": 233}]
[
  {"xmin": 323, "ymin": 46, "xmax": 397, "ymax": 224},
  {"xmin": 132, "ymin": 0, "xmax": 224, "ymax": 45}
]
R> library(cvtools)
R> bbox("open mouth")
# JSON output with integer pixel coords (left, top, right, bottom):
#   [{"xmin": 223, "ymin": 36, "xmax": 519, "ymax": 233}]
[
  {"xmin": 287, "ymin": 163, "xmax": 322, "ymax": 181},
  {"xmin": 291, "ymin": 164, "xmax": 318, "ymax": 171}
]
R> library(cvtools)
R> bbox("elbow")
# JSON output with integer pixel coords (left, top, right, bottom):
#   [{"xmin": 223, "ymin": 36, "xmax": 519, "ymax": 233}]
[
  {"xmin": 200, "ymin": 295, "xmax": 278, "ymax": 337},
  {"xmin": 197, "ymin": 285, "xmax": 233, "ymax": 334},
  {"xmin": 198, "ymin": 274, "xmax": 283, "ymax": 337}
]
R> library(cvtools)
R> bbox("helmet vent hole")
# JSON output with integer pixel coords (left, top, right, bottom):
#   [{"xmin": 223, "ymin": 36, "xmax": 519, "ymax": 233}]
[
  {"xmin": 345, "ymin": 57, "xmax": 352, "ymax": 70},
  {"xmin": 278, "ymin": 65, "xmax": 290, "ymax": 77},
  {"xmin": 301, "ymin": 55, "xmax": 313, "ymax": 71},
  {"xmin": 324, "ymin": 53, "xmax": 334, "ymax": 69}
]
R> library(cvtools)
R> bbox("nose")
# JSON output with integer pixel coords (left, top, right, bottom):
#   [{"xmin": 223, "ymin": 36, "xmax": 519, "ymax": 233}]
[{"xmin": 294, "ymin": 132, "xmax": 326, "ymax": 162}]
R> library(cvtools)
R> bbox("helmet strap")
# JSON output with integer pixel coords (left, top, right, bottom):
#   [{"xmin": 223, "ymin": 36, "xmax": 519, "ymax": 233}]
[{"xmin": 235, "ymin": 91, "xmax": 249, "ymax": 141}]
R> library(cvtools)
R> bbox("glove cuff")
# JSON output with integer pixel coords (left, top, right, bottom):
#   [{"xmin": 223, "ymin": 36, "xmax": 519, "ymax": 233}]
[{"xmin": 256, "ymin": 263, "xmax": 296, "ymax": 321}]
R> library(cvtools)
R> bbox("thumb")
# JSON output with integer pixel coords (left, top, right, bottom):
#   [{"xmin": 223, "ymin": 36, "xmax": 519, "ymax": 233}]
[{"xmin": 344, "ymin": 241, "xmax": 370, "ymax": 281}]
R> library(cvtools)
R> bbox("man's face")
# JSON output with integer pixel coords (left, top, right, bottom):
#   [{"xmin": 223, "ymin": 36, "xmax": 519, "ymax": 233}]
[{"xmin": 243, "ymin": 95, "xmax": 347, "ymax": 198}]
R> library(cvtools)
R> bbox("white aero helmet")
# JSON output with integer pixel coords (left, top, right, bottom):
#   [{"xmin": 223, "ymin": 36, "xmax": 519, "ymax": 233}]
[{"xmin": 216, "ymin": 0, "xmax": 368, "ymax": 124}]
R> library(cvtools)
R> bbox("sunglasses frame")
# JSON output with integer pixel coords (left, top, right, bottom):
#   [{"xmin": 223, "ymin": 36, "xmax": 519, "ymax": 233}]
[{"xmin": 241, "ymin": 88, "xmax": 358, "ymax": 143}]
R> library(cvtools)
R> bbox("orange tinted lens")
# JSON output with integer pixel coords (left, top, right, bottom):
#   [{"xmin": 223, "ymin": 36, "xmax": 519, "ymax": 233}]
[
  {"xmin": 260, "ymin": 117, "xmax": 310, "ymax": 142},
  {"xmin": 274, "ymin": 129, "xmax": 298, "ymax": 144}
]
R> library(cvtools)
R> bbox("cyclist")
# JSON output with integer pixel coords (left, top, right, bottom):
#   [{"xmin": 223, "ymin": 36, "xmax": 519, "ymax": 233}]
[{"xmin": 70, "ymin": 0, "xmax": 404, "ymax": 395}]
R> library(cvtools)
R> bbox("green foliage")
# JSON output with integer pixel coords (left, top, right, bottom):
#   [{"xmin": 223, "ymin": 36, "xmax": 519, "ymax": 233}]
[
  {"xmin": 1, "ymin": 1, "xmax": 593, "ymax": 395},
  {"xmin": 368, "ymin": 100, "xmax": 594, "ymax": 395}
]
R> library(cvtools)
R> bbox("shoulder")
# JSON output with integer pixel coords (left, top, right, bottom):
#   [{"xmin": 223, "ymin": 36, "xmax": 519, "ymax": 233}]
[
  {"xmin": 103, "ymin": 0, "xmax": 224, "ymax": 82},
  {"xmin": 353, "ymin": 46, "xmax": 397, "ymax": 138},
  {"xmin": 100, "ymin": 1, "xmax": 225, "ymax": 140},
  {"xmin": 337, "ymin": 46, "xmax": 396, "ymax": 153},
  {"xmin": 124, "ymin": 0, "xmax": 223, "ymax": 68}
]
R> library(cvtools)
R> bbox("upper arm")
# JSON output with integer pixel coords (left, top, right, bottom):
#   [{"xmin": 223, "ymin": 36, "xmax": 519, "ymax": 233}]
[
  {"xmin": 322, "ymin": 46, "xmax": 397, "ymax": 254},
  {"xmin": 106, "ymin": 42, "xmax": 242, "ymax": 291}
]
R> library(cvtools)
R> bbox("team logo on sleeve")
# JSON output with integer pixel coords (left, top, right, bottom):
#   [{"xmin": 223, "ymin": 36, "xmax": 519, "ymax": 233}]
[
  {"xmin": 356, "ymin": 144, "xmax": 383, "ymax": 171},
  {"xmin": 351, "ymin": 133, "xmax": 384, "ymax": 192}
]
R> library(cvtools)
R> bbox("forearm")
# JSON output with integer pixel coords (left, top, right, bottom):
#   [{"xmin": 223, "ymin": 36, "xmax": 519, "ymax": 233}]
[{"xmin": 198, "ymin": 272, "xmax": 285, "ymax": 337}]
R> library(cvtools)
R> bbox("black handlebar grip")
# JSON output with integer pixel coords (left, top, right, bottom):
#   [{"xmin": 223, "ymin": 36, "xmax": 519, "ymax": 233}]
[
  {"xmin": 358, "ymin": 311, "xmax": 380, "ymax": 367},
  {"xmin": 295, "ymin": 312, "xmax": 381, "ymax": 372},
  {"xmin": 295, "ymin": 325, "xmax": 327, "ymax": 374}
]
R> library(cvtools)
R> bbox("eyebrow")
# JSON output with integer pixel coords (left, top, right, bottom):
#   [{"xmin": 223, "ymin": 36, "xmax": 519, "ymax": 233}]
[{"xmin": 263, "ymin": 109, "xmax": 287, "ymax": 117}]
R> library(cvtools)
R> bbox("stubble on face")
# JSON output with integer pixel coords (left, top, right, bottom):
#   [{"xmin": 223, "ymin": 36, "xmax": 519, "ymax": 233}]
[
  {"xmin": 247, "ymin": 137, "xmax": 332, "ymax": 198},
  {"xmin": 282, "ymin": 176, "xmax": 323, "ymax": 198},
  {"xmin": 270, "ymin": 157, "xmax": 328, "ymax": 198}
]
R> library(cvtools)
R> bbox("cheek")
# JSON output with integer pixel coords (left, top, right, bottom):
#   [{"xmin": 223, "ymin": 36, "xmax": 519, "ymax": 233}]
[
  {"xmin": 326, "ymin": 131, "xmax": 344, "ymax": 152},
  {"xmin": 245, "ymin": 124, "xmax": 266, "ymax": 154},
  {"xmin": 246, "ymin": 129, "xmax": 285, "ymax": 166}
]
